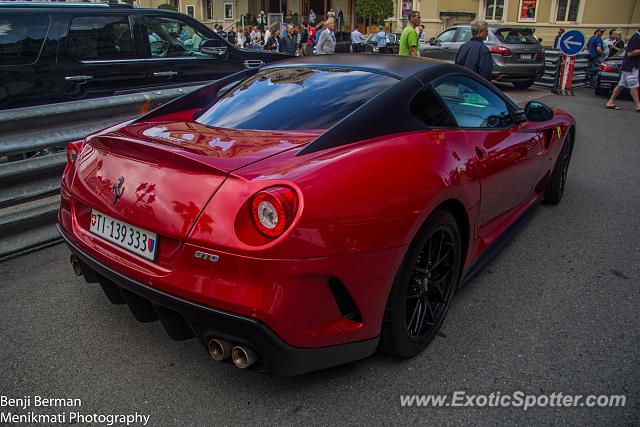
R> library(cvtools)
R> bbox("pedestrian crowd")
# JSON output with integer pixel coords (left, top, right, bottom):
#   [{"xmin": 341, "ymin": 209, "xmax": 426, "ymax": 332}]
[
  {"xmin": 212, "ymin": 13, "xmax": 639, "ymax": 111},
  {"xmin": 212, "ymin": 9, "xmax": 423, "ymax": 57}
]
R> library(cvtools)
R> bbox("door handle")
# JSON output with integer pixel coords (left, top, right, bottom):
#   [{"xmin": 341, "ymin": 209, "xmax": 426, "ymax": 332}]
[
  {"xmin": 475, "ymin": 147, "xmax": 486, "ymax": 159},
  {"xmin": 243, "ymin": 60, "xmax": 264, "ymax": 69},
  {"xmin": 153, "ymin": 71, "xmax": 178, "ymax": 78},
  {"xmin": 65, "ymin": 75, "xmax": 93, "ymax": 82}
]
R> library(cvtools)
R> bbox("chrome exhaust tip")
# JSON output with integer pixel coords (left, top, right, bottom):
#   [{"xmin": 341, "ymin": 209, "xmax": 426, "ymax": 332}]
[
  {"xmin": 70, "ymin": 254, "xmax": 82, "ymax": 276},
  {"xmin": 208, "ymin": 338, "xmax": 233, "ymax": 362},
  {"xmin": 231, "ymin": 345, "xmax": 258, "ymax": 369}
]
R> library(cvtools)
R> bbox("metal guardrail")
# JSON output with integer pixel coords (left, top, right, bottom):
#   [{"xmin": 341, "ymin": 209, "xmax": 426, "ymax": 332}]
[
  {"xmin": 535, "ymin": 49, "xmax": 590, "ymax": 89},
  {"xmin": 0, "ymin": 85, "xmax": 202, "ymax": 260}
]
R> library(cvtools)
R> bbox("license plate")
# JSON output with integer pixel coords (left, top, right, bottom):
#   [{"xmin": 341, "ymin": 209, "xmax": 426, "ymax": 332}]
[
  {"xmin": 520, "ymin": 54, "xmax": 532, "ymax": 60},
  {"xmin": 89, "ymin": 210, "xmax": 158, "ymax": 261}
]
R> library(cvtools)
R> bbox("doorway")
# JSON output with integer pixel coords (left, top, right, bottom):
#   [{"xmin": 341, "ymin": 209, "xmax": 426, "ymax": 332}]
[{"xmin": 309, "ymin": 0, "xmax": 325, "ymax": 20}]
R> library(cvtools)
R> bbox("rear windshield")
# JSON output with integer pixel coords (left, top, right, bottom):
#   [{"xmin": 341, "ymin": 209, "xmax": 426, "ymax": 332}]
[
  {"xmin": 494, "ymin": 28, "xmax": 538, "ymax": 44},
  {"xmin": 0, "ymin": 14, "xmax": 50, "ymax": 66},
  {"xmin": 196, "ymin": 67, "xmax": 397, "ymax": 131}
]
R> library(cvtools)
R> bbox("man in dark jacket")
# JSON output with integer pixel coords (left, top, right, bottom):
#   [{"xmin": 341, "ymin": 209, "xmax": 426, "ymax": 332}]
[
  {"xmin": 281, "ymin": 24, "xmax": 297, "ymax": 55},
  {"xmin": 455, "ymin": 20, "xmax": 493, "ymax": 81},
  {"xmin": 264, "ymin": 27, "xmax": 281, "ymax": 51},
  {"xmin": 553, "ymin": 28, "xmax": 565, "ymax": 49},
  {"xmin": 300, "ymin": 22, "xmax": 309, "ymax": 55}
]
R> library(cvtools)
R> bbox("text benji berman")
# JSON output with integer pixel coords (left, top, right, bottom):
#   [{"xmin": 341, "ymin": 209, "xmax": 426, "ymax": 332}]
[{"xmin": 1, "ymin": 396, "xmax": 81, "ymax": 410}]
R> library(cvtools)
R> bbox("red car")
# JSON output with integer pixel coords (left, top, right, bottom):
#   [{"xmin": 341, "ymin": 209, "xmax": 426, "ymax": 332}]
[{"xmin": 58, "ymin": 55, "xmax": 575, "ymax": 376}]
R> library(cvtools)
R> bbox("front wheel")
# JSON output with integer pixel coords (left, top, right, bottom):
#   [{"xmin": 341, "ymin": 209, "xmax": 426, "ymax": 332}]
[
  {"xmin": 380, "ymin": 210, "xmax": 462, "ymax": 358},
  {"xmin": 544, "ymin": 131, "xmax": 573, "ymax": 204}
]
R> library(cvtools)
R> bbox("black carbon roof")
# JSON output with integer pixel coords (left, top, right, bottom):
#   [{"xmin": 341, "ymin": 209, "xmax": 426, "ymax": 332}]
[{"xmin": 262, "ymin": 54, "xmax": 446, "ymax": 80}]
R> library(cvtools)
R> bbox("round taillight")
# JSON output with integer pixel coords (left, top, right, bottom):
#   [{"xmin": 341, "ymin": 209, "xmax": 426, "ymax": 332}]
[{"xmin": 250, "ymin": 187, "xmax": 297, "ymax": 238}]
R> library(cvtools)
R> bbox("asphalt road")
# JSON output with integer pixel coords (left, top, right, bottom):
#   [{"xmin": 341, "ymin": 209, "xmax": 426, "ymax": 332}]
[{"xmin": 1, "ymin": 88, "xmax": 638, "ymax": 426}]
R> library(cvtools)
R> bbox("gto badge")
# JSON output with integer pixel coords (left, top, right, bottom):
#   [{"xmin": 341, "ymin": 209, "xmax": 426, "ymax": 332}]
[
  {"xmin": 112, "ymin": 176, "xmax": 125, "ymax": 202},
  {"xmin": 194, "ymin": 251, "xmax": 220, "ymax": 263}
]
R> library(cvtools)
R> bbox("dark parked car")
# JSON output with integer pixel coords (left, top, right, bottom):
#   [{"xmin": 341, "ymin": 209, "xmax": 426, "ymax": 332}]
[
  {"xmin": 334, "ymin": 31, "xmax": 352, "ymax": 53},
  {"xmin": 0, "ymin": 2, "xmax": 289, "ymax": 109},
  {"xmin": 362, "ymin": 32, "xmax": 401, "ymax": 54},
  {"xmin": 421, "ymin": 25, "xmax": 545, "ymax": 89},
  {"xmin": 595, "ymin": 50, "xmax": 624, "ymax": 96}
]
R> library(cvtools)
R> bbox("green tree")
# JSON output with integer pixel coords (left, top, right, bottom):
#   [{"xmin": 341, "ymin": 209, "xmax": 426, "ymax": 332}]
[{"xmin": 355, "ymin": 0, "xmax": 394, "ymax": 33}]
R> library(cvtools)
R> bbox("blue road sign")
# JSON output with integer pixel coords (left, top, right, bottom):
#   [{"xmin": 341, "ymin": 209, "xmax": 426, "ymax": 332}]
[{"xmin": 558, "ymin": 30, "xmax": 585, "ymax": 56}]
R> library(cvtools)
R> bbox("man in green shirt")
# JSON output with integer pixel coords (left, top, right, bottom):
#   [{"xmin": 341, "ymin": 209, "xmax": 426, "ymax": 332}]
[{"xmin": 399, "ymin": 11, "xmax": 420, "ymax": 57}]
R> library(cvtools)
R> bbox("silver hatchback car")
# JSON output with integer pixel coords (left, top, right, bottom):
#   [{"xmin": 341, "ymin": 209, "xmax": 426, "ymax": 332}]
[{"xmin": 421, "ymin": 25, "xmax": 545, "ymax": 89}]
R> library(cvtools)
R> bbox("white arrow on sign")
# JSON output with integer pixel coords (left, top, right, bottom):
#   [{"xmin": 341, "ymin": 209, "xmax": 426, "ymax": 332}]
[{"xmin": 563, "ymin": 36, "xmax": 582, "ymax": 50}]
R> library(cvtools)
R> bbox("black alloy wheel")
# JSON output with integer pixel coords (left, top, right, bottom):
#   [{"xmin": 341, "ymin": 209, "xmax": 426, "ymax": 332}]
[
  {"xmin": 405, "ymin": 228, "xmax": 456, "ymax": 340},
  {"xmin": 544, "ymin": 130, "xmax": 573, "ymax": 204},
  {"xmin": 381, "ymin": 209, "xmax": 462, "ymax": 358}
]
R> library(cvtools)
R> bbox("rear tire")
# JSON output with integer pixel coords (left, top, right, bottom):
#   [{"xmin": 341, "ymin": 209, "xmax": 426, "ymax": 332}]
[
  {"xmin": 380, "ymin": 210, "xmax": 462, "ymax": 358},
  {"xmin": 544, "ymin": 130, "xmax": 573, "ymax": 205},
  {"xmin": 512, "ymin": 79, "xmax": 535, "ymax": 89}
]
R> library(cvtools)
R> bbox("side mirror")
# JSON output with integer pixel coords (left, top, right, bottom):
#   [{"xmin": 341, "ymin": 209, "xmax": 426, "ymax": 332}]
[
  {"xmin": 429, "ymin": 37, "xmax": 436, "ymax": 45},
  {"xmin": 200, "ymin": 38, "xmax": 228, "ymax": 57},
  {"xmin": 524, "ymin": 101, "xmax": 553, "ymax": 122},
  {"xmin": 537, "ymin": 37, "xmax": 543, "ymax": 43}
]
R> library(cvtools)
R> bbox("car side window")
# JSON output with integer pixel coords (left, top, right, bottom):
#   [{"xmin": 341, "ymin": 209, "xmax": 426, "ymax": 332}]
[
  {"xmin": 410, "ymin": 87, "xmax": 456, "ymax": 128},
  {"xmin": 455, "ymin": 27, "xmax": 472, "ymax": 43},
  {"xmin": 435, "ymin": 28, "xmax": 456, "ymax": 44},
  {"xmin": 68, "ymin": 15, "xmax": 134, "ymax": 61},
  {"xmin": 0, "ymin": 14, "xmax": 51, "ymax": 66},
  {"xmin": 144, "ymin": 16, "xmax": 209, "ymax": 58},
  {"xmin": 434, "ymin": 76, "xmax": 514, "ymax": 129}
]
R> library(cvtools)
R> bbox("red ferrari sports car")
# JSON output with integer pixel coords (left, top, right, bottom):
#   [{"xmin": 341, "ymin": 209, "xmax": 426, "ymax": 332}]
[{"xmin": 58, "ymin": 55, "xmax": 575, "ymax": 376}]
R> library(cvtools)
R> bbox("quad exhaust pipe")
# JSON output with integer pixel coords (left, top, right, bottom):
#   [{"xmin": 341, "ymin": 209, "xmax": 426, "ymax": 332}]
[
  {"xmin": 70, "ymin": 254, "xmax": 83, "ymax": 276},
  {"xmin": 208, "ymin": 338, "xmax": 233, "ymax": 362},
  {"xmin": 231, "ymin": 345, "xmax": 258, "ymax": 369},
  {"xmin": 207, "ymin": 338, "xmax": 259, "ymax": 369}
]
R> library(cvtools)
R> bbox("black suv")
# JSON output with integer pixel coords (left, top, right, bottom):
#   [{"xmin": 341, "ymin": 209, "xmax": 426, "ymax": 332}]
[{"xmin": 0, "ymin": 2, "xmax": 289, "ymax": 109}]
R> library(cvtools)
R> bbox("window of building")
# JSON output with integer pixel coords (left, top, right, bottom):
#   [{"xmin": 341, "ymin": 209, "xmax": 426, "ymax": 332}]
[
  {"xmin": 0, "ymin": 14, "xmax": 50, "ymax": 66},
  {"xmin": 186, "ymin": 5, "xmax": 195, "ymax": 18},
  {"xmin": 434, "ymin": 76, "xmax": 513, "ymax": 129},
  {"xmin": 484, "ymin": 0, "xmax": 504, "ymax": 21},
  {"xmin": 206, "ymin": 0, "xmax": 213, "ymax": 20},
  {"xmin": 518, "ymin": 0, "xmax": 537, "ymax": 22},
  {"xmin": 224, "ymin": 3, "xmax": 233, "ymax": 20},
  {"xmin": 68, "ymin": 16, "xmax": 134, "ymax": 61},
  {"xmin": 556, "ymin": 0, "xmax": 580, "ymax": 22}
]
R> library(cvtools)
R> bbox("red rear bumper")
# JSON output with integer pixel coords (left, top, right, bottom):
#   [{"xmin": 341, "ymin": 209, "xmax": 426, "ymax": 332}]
[{"xmin": 59, "ymin": 187, "xmax": 405, "ymax": 355}]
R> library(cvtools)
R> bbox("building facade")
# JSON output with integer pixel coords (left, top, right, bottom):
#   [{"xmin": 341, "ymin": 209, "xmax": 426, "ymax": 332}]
[
  {"xmin": 399, "ymin": 0, "xmax": 640, "ymax": 47},
  {"xmin": 137, "ymin": 0, "xmax": 357, "ymax": 31},
  {"xmin": 135, "ymin": 0, "xmax": 639, "ymax": 47}
]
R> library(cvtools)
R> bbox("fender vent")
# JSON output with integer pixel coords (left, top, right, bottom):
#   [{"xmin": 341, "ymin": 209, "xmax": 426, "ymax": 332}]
[
  {"xmin": 544, "ymin": 129, "xmax": 554, "ymax": 149},
  {"xmin": 327, "ymin": 278, "xmax": 362, "ymax": 322}
]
